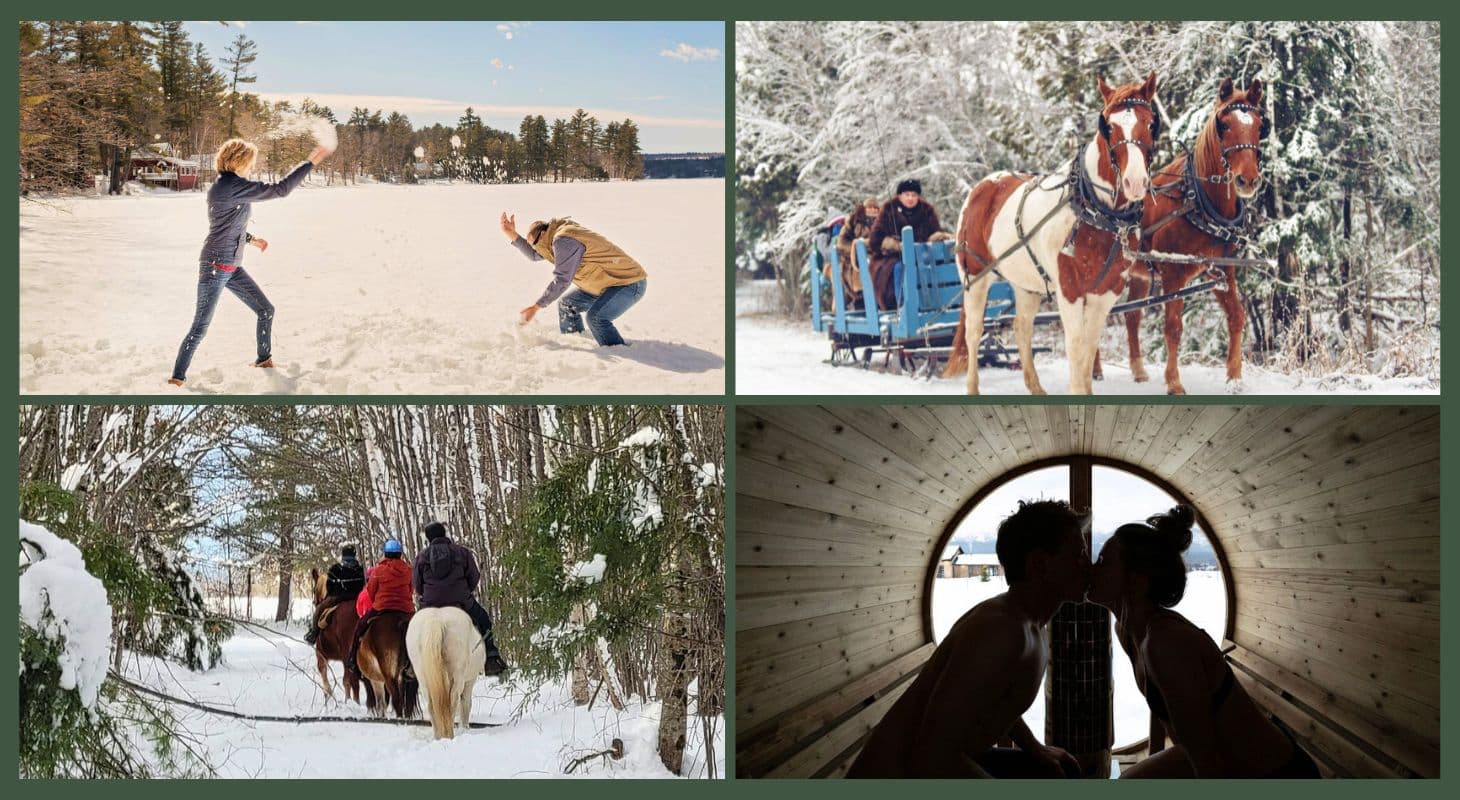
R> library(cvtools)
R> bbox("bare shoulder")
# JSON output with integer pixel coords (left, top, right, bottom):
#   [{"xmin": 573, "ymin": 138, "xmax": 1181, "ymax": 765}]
[
  {"xmin": 1144, "ymin": 611, "xmax": 1220, "ymax": 667},
  {"xmin": 945, "ymin": 595, "xmax": 1023, "ymax": 654}
]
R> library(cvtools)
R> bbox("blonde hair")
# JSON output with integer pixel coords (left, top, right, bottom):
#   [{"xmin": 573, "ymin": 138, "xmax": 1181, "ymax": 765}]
[{"xmin": 215, "ymin": 139, "xmax": 258, "ymax": 174}]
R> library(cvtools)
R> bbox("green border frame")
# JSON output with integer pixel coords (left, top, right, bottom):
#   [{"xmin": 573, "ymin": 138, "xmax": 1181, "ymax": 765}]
[{"xmin": 7, "ymin": 4, "xmax": 1457, "ymax": 793}]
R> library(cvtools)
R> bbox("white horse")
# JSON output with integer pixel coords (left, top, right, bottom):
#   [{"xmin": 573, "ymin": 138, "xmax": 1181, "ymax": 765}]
[
  {"xmin": 948, "ymin": 72, "xmax": 1160, "ymax": 395},
  {"xmin": 406, "ymin": 607, "xmax": 485, "ymax": 739}
]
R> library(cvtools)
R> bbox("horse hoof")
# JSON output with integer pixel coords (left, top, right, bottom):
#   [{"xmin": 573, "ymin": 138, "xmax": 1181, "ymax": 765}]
[
  {"xmin": 1224, "ymin": 379, "xmax": 1245, "ymax": 395},
  {"xmin": 1166, "ymin": 387, "xmax": 1187, "ymax": 396},
  {"xmin": 1131, "ymin": 373, "xmax": 1148, "ymax": 383},
  {"xmin": 1093, "ymin": 373, "xmax": 1104, "ymax": 381}
]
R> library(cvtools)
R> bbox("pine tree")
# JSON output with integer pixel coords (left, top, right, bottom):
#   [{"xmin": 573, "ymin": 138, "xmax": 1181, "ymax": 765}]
[{"xmin": 220, "ymin": 32, "xmax": 257, "ymax": 137}]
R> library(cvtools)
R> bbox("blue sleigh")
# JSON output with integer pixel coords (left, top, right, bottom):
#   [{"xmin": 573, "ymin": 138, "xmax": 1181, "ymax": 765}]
[{"xmin": 809, "ymin": 225, "xmax": 1028, "ymax": 377}]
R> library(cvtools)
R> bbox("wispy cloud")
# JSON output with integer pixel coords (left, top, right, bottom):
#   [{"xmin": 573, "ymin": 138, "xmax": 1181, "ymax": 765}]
[
  {"xmin": 490, "ymin": 57, "xmax": 505, "ymax": 69},
  {"xmin": 496, "ymin": 22, "xmax": 524, "ymax": 40},
  {"xmin": 258, "ymin": 91, "xmax": 723, "ymax": 130},
  {"xmin": 223, "ymin": 21, "xmax": 248, "ymax": 28},
  {"xmin": 659, "ymin": 43, "xmax": 719, "ymax": 62}
]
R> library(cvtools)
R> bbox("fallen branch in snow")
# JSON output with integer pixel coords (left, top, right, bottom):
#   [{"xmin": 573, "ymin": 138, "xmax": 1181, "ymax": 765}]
[
  {"xmin": 564, "ymin": 738, "xmax": 625, "ymax": 774},
  {"xmin": 111, "ymin": 673, "xmax": 503, "ymax": 728}
]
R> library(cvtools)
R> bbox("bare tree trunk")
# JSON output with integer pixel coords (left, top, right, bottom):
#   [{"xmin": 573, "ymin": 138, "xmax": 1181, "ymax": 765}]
[
  {"xmin": 274, "ymin": 518, "xmax": 294, "ymax": 622},
  {"xmin": 656, "ymin": 558, "xmax": 694, "ymax": 776},
  {"xmin": 570, "ymin": 603, "xmax": 591, "ymax": 706}
]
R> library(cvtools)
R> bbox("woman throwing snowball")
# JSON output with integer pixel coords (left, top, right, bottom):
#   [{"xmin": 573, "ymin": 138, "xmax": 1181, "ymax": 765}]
[
  {"xmin": 167, "ymin": 138, "xmax": 332, "ymax": 386},
  {"xmin": 501, "ymin": 212, "xmax": 648, "ymax": 347}
]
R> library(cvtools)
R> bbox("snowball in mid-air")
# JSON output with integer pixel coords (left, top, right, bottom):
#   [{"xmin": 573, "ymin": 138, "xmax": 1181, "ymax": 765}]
[{"xmin": 311, "ymin": 118, "xmax": 338, "ymax": 150}]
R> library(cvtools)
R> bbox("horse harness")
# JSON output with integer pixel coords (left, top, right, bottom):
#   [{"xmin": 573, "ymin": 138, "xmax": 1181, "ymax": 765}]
[
  {"xmin": 1139, "ymin": 143, "xmax": 1255, "ymax": 269},
  {"xmin": 959, "ymin": 98, "xmax": 1154, "ymax": 301}
]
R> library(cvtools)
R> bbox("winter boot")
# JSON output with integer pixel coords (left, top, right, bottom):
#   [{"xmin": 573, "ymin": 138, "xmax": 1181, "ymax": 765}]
[
  {"xmin": 303, "ymin": 625, "xmax": 318, "ymax": 646},
  {"xmin": 167, "ymin": 378, "xmax": 185, "ymax": 387},
  {"xmin": 252, "ymin": 357, "xmax": 275, "ymax": 368},
  {"xmin": 484, "ymin": 653, "xmax": 508, "ymax": 677}
]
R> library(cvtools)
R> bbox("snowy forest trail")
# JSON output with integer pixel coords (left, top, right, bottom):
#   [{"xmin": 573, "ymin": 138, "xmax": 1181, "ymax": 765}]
[
  {"xmin": 736, "ymin": 282, "xmax": 1438, "ymax": 395},
  {"xmin": 20, "ymin": 179, "xmax": 724, "ymax": 395},
  {"xmin": 121, "ymin": 621, "xmax": 722, "ymax": 779}
]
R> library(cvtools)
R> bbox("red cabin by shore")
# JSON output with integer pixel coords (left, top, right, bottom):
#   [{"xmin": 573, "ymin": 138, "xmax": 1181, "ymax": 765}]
[{"xmin": 128, "ymin": 147, "xmax": 200, "ymax": 191}]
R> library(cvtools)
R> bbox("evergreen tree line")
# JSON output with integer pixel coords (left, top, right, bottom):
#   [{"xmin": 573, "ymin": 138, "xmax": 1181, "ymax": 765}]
[
  {"xmin": 17, "ymin": 404, "xmax": 723, "ymax": 778},
  {"xmin": 20, "ymin": 21, "xmax": 645, "ymax": 193},
  {"xmin": 737, "ymin": 21, "xmax": 1440, "ymax": 378}
]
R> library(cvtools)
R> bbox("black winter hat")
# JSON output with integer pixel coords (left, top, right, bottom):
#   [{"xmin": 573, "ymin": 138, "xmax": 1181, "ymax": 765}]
[
  {"xmin": 341, "ymin": 544, "xmax": 357, "ymax": 558},
  {"xmin": 895, "ymin": 178, "xmax": 922, "ymax": 196},
  {"xmin": 423, "ymin": 521, "xmax": 448, "ymax": 540}
]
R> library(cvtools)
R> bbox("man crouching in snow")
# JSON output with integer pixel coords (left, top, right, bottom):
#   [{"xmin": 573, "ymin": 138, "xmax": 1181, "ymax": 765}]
[{"xmin": 500, "ymin": 212, "xmax": 648, "ymax": 346}]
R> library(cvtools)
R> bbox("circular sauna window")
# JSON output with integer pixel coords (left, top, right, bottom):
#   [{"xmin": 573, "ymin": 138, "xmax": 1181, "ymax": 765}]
[{"xmin": 930, "ymin": 458, "xmax": 1231, "ymax": 755}]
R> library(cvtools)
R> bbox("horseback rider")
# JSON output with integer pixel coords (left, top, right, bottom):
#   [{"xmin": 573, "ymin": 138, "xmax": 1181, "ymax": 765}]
[
  {"xmin": 414, "ymin": 521, "xmax": 509, "ymax": 676},
  {"xmin": 304, "ymin": 544, "xmax": 366, "ymax": 645},
  {"xmin": 344, "ymin": 538, "xmax": 415, "ymax": 672}
]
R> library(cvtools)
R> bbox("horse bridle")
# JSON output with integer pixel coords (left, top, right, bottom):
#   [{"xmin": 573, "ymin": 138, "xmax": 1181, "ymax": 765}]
[
  {"xmin": 1097, "ymin": 97, "xmax": 1161, "ymax": 181},
  {"xmin": 1213, "ymin": 101, "xmax": 1270, "ymax": 179}
]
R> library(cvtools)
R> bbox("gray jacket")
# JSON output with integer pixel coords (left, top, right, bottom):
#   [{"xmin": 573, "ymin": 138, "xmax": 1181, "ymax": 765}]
[
  {"xmin": 511, "ymin": 235, "xmax": 586, "ymax": 307},
  {"xmin": 198, "ymin": 161, "xmax": 313, "ymax": 266}
]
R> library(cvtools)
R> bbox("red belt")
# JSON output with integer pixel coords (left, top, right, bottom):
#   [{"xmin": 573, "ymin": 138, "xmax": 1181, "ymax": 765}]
[{"xmin": 209, "ymin": 262, "xmax": 239, "ymax": 272}]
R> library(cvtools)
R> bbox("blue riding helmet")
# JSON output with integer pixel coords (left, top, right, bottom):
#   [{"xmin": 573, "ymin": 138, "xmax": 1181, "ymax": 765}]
[{"xmin": 383, "ymin": 538, "xmax": 403, "ymax": 555}]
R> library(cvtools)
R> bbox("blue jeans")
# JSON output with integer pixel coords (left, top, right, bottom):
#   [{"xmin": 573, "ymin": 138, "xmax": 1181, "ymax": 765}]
[
  {"xmin": 558, "ymin": 279, "xmax": 647, "ymax": 346},
  {"xmin": 171, "ymin": 263, "xmax": 275, "ymax": 381}
]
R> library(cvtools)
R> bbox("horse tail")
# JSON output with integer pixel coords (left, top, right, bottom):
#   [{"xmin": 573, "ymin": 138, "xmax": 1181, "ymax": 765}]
[
  {"xmin": 944, "ymin": 308, "xmax": 969, "ymax": 377},
  {"xmin": 400, "ymin": 670, "xmax": 420, "ymax": 719},
  {"xmin": 944, "ymin": 181, "xmax": 979, "ymax": 379},
  {"xmin": 419, "ymin": 616, "xmax": 454, "ymax": 739}
]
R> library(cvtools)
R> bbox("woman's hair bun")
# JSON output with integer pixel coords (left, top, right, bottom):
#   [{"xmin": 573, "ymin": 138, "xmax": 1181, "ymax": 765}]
[{"xmin": 1147, "ymin": 504, "xmax": 1194, "ymax": 552}]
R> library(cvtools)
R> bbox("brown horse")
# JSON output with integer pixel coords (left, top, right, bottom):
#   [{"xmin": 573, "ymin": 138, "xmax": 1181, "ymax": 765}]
[
  {"xmin": 946, "ymin": 72, "xmax": 1160, "ymax": 394},
  {"xmin": 309, "ymin": 567, "xmax": 361, "ymax": 703},
  {"xmin": 1110, "ymin": 77, "xmax": 1268, "ymax": 394},
  {"xmin": 356, "ymin": 610, "xmax": 420, "ymax": 719}
]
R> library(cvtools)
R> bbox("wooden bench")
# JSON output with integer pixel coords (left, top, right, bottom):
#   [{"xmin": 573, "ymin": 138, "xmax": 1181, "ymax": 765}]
[
  {"xmin": 737, "ymin": 643, "xmax": 935, "ymax": 778},
  {"xmin": 1222, "ymin": 640, "xmax": 1437, "ymax": 777}
]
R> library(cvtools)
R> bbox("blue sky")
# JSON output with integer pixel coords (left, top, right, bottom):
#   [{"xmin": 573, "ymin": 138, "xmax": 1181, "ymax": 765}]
[{"xmin": 183, "ymin": 21, "xmax": 725, "ymax": 152}]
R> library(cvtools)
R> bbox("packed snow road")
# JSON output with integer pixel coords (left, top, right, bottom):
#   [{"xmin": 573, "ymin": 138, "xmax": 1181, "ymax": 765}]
[{"xmin": 20, "ymin": 179, "xmax": 725, "ymax": 395}]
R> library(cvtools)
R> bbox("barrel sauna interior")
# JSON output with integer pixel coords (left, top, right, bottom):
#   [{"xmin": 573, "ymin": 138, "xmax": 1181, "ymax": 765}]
[{"xmin": 735, "ymin": 405, "xmax": 1439, "ymax": 778}]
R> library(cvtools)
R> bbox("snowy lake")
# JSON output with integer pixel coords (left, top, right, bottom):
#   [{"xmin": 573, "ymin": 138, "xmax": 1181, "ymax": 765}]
[
  {"xmin": 735, "ymin": 280, "xmax": 1438, "ymax": 395},
  {"xmin": 19, "ymin": 179, "xmax": 725, "ymax": 395}
]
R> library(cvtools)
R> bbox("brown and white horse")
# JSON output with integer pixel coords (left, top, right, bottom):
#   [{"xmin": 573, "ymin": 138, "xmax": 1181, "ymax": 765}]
[
  {"xmin": 309, "ymin": 567, "xmax": 361, "ymax": 703},
  {"xmin": 356, "ymin": 609, "xmax": 419, "ymax": 719},
  {"xmin": 1112, "ymin": 77, "xmax": 1268, "ymax": 394},
  {"xmin": 946, "ymin": 72, "xmax": 1160, "ymax": 395}
]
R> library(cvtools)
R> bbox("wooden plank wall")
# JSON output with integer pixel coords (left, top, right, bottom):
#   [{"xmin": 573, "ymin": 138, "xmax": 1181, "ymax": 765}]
[{"xmin": 735, "ymin": 405, "xmax": 1439, "ymax": 778}]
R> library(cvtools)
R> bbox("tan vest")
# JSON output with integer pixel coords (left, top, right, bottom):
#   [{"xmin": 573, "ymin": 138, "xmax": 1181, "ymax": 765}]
[{"xmin": 533, "ymin": 219, "xmax": 647, "ymax": 295}]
